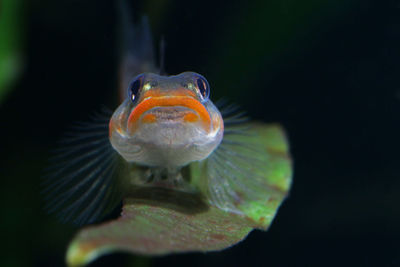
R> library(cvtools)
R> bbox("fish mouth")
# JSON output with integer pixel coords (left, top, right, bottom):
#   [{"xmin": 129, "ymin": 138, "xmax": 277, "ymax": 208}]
[{"xmin": 127, "ymin": 95, "xmax": 211, "ymax": 133}]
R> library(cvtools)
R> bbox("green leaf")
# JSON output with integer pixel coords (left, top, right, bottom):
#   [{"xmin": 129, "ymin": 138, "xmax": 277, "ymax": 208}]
[
  {"xmin": 0, "ymin": 0, "xmax": 24, "ymax": 104},
  {"xmin": 66, "ymin": 123, "xmax": 292, "ymax": 266}
]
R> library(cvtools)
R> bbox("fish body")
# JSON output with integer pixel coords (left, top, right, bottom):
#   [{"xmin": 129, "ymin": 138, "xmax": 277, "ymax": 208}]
[{"xmin": 44, "ymin": 8, "xmax": 276, "ymax": 225}]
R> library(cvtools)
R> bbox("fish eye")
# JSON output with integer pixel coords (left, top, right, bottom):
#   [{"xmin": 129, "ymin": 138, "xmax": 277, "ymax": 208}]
[
  {"xmin": 128, "ymin": 74, "xmax": 144, "ymax": 102},
  {"xmin": 195, "ymin": 75, "xmax": 210, "ymax": 101}
]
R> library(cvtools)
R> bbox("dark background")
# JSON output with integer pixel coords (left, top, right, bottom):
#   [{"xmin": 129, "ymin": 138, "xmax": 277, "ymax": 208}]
[{"xmin": 1, "ymin": 0, "xmax": 399, "ymax": 266}]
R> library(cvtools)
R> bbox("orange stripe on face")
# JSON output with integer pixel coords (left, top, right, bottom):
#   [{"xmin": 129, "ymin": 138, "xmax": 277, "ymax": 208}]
[
  {"xmin": 128, "ymin": 90, "xmax": 211, "ymax": 133},
  {"xmin": 183, "ymin": 112, "xmax": 198, "ymax": 123},
  {"xmin": 141, "ymin": 113, "xmax": 157, "ymax": 123}
]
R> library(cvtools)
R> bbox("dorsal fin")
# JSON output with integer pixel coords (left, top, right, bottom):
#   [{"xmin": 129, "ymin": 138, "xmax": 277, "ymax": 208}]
[{"xmin": 117, "ymin": 0, "xmax": 159, "ymax": 100}]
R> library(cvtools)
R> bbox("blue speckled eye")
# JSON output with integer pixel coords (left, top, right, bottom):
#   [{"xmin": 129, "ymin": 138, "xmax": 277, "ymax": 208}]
[
  {"xmin": 195, "ymin": 74, "xmax": 210, "ymax": 101},
  {"xmin": 128, "ymin": 74, "xmax": 144, "ymax": 103}
]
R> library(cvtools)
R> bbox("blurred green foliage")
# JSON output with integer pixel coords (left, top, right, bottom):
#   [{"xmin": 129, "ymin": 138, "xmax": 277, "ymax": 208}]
[
  {"xmin": 207, "ymin": 0, "xmax": 358, "ymax": 101},
  {"xmin": 0, "ymin": 0, "xmax": 24, "ymax": 104}
]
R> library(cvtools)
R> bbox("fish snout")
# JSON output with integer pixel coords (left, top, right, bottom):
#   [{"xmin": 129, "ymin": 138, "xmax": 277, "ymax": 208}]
[{"xmin": 127, "ymin": 96, "xmax": 211, "ymax": 133}]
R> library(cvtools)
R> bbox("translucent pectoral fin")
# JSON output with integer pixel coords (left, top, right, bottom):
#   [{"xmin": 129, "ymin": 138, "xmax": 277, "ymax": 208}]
[
  {"xmin": 42, "ymin": 109, "xmax": 125, "ymax": 225},
  {"xmin": 192, "ymin": 122, "xmax": 293, "ymax": 228}
]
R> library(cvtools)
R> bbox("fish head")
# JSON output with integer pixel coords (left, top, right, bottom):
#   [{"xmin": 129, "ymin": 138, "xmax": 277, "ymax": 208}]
[{"xmin": 109, "ymin": 72, "xmax": 224, "ymax": 167}]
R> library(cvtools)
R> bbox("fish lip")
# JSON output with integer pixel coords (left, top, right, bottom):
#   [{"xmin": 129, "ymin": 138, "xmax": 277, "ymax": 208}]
[
  {"xmin": 142, "ymin": 106, "xmax": 198, "ymax": 121},
  {"xmin": 127, "ymin": 95, "xmax": 211, "ymax": 134}
]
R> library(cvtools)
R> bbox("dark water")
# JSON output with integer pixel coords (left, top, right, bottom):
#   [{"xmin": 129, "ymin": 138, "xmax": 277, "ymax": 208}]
[{"xmin": 1, "ymin": 0, "xmax": 399, "ymax": 266}]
